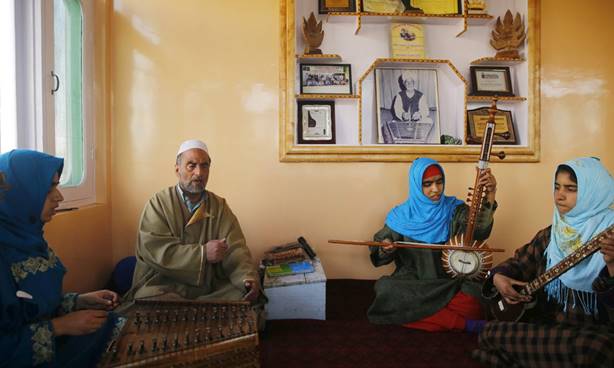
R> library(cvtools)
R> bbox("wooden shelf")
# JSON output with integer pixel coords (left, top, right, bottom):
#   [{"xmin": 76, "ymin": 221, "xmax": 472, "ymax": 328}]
[
  {"xmin": 467, "ymin": 95, "xmax": 527, "ymax": 102},
  {"xmin": 297, "ymin": 54, "xmax": 342, "ymax": 61},
  {"xmin": 327, "ymin": 12, "xmax": 492, "ymax": 21},
  {"xmin": 470, "ymin": 56, "xmax": 526, "ymax": 65},
  {"xmin": 327, "ymin": 11, "xmax": 492, "ymax": 34},
  {"xmin": 296, "ymin": 94, "xmax": 360, "ymax": 100}
]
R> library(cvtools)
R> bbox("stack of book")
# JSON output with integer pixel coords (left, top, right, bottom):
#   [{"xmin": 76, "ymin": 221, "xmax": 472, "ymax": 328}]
[{"xmin": 262, "ymin": 239, "xmax": 316, "ymax": 278}]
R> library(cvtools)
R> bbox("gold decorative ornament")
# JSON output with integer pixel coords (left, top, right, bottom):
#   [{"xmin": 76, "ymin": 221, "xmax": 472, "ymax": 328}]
[
  {"xmin": 490, "ymin": 10, "xmax": 526, "ymax": 58},
  {"xmin": 302, "ymin": 12, "xmax": 324, "ymax": 55},
  {"xmin": 467, "ymin": 0, "xmax": 486, "ymax": 14}
]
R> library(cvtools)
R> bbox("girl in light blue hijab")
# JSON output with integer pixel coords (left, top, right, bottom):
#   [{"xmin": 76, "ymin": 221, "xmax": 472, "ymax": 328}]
[
  {"xmin": 368, "ymin": 157, "xmax": 499, "ymax": 331},
  {"xmin": 544, "ymin": 157, "xmax": 614, "ymax": 314},
  {"xmin": 385, "ymin": 157, "xmax": 465, "ymax": 243},
  {"xmin": 474, "ymin": 159, "xmax": 614, "ymax": 367}
]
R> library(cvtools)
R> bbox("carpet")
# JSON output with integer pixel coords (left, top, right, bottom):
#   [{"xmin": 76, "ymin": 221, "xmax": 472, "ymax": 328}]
[{"xmin": 259, "ymin": 279, "xmax": 483, "ymax": 367}]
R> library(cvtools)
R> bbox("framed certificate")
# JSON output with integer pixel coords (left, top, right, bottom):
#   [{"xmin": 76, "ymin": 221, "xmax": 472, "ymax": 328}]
[
  {"xmin": 319, "ymin": 0, "xmax": 356, "ymax": 13},
  {"xmin": 297, "ymin": 101, "xmax": 336, "ymax": 144},
  {"xmin": 466, "ymin": 107, "xmax": 517, "ymax": 144},
  {"xmin": 469, "ymin": 66, "xmax": 514, "ymax": 96}
]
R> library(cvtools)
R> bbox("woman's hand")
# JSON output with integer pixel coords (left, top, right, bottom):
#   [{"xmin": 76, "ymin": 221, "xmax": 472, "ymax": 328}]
[
  {"xmin": 599, "ymin": 231, "xmax": 614, "ymax": 276},
  {"xmin": 77, "ymin": 290, "xmax": 119, "ymax": 310},
  {"xmin": 477, "ymin": 168, "xmax": 497, "ymax": 204},
  {"xmin": 51, "ymin": 310, "xmax": 108, "ymax": 336},
  {"xmin": 493, "ymin": 273, "xmax": 531, "ymax": 304},
  {"xmin": 380, "ymin": 238, "xmax": 396, "ymax": 255}
]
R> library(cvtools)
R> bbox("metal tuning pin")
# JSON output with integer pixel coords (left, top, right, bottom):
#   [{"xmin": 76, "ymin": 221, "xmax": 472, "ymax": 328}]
[
  {"xmin": 151, "ymin": 337, "xmax": 158, "ymax": 352},
  {"xmin": 134, "ymin": 312, "xmax": 141, "ymax": 325},
  {"xmin": 184, "ymin": 332, "xmax": 190, "ymax": 346},
  {"xmin": 127, "ymin": 343, "xmax": 134, "ymax": 355},
  {"xmin": 173, "ymin": 335, "xmax": 179, "ymax": 350},
  {"xmin": 162, "ymin": 336, "xmax": 168, "ymax": 351},
  {"xmin": 138, "ymin": 340, "xmax": 146, "ymax": 355}
]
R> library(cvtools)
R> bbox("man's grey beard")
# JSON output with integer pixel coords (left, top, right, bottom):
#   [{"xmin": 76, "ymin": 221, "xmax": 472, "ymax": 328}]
[{"xmin": 179, "ymin": 181, "xmax": 205, "ymax": 195}]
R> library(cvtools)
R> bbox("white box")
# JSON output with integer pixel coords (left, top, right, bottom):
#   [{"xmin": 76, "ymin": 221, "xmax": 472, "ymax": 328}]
[{"xmin": 263, "ymin": 258, "xmax": 326, "ymax": 320}]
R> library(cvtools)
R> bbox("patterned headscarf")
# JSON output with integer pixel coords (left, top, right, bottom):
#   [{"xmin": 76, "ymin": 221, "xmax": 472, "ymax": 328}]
[
  {"xmin": 0, "ymin": 150, "xmax": 64, "ymax": 258},
  {"xmin": 545, "ymin": 157, "xmax": 614, "ymax": 314},
  {"xmin": 385, "ymin": 157, "xmax": 464, "ymax": 243}
]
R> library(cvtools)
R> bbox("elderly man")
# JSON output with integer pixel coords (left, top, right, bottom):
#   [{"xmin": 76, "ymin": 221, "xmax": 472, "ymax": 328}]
[
  {"xmin": 125, "ymin": 140, "xmax": 261, "ymax": 305},
  {"xmin": 391, "ymin": 71, "xmax": 432, "ymax": 125}
]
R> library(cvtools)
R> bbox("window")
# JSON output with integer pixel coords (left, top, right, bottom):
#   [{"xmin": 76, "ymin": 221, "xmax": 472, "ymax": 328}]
[{"xmin": 1, "ymin": 0, "xmax": 95, "ymax": 206}]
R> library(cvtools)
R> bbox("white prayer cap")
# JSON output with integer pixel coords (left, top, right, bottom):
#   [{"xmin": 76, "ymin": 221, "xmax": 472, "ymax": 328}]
[
  {"xmin": 177, "ymin": 139, "xmax": 208, "ymax": 156},
  {"xmin": 400, "ymin": 71, "xmax": 417, "ymax": 84}
]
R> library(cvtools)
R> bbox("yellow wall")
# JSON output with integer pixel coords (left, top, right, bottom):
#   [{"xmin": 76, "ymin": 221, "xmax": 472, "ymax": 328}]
[
  {"xmin": 107, "ymin": 0, "xmax": 614, "ymax": 281},
  {"xmin": 45, "ymin": 0, "xmax": 114, "ymax": 292}
]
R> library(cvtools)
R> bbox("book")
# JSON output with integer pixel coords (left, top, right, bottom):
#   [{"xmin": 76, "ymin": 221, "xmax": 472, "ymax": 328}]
[
  {"xmin": 390, "ymin": 23, "xmax": 425, "ymax": 59},
  {"xmin": 263, "ymin": 247, "xmax": 309, "ymax": 266},
  {"xmin": 265, "ymin": 261, "xmax": 315, "ymax": 277}
]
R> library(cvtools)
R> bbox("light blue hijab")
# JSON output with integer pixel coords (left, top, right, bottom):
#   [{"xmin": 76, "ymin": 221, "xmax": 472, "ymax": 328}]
[
  {"xmin": 544, "ymin": 157, "xmax": 614, "ymax": 315},
  {"xmin": 385, "ymin": 157, "xmax": 464, "ymax": 243}
]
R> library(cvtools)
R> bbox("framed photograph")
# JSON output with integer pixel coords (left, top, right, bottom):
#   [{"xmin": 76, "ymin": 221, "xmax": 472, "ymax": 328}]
[
  {"xmin": 319, "ymin": 0, "xmax": 356, "ymax": 14},
  {"xmin": 466, "ymin": 107, "xmax": 517, "ymax": 144},
  {"xmin": 375, "ymin": 68, "xmax": 440, "ymax": 144},
  {"xmin": 410, "ymin": 0, "xmax": 462, "ymax": 15},
  {"xmin": 297, "ymin": 100, "xmax": 336, "ymax": 144},
  {"xmin": 470, "ymin": 66, "xmax": 514, "ymax": 96},
  {"xmin": 362, "ymin": 0, "xmax": 404, "ymax": 13},
  {"xmin": 300, "ymin": 64, "xmax": 352, "ymax": 95}
]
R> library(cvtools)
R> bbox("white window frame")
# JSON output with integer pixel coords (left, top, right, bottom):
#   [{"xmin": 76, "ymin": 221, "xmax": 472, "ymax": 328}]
[{"xmin": 14, "ymin": 0, "xmax": 95, "ymax": 208}]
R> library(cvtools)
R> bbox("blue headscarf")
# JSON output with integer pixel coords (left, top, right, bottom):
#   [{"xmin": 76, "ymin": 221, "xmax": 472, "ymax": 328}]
[
  {"xmin": 544, "ymin": 157, "xmax": 614, "ymax": 315},
  {"xmin": 385, "ymin": 157, "xmax": 464, "ymax": 243},
  {"xmin": 0, "ymin": 149, "xmax": 64, "ymax": 258}
]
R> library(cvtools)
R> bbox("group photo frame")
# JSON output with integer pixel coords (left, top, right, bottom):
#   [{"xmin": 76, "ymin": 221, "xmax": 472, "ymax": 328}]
[
  {"xmin": 296, "ymin": 100, "xmax": 336, "ymax": 144},
  {"xmin": 469, "ymin": 66, "xmax": 514, "ymax": 96},
  {"xmin": 300, "ymin": 63, "xmax": 352, "ymax": 95},
  {"xmin": 375, "ymin": 68, "xmax": 441, "ymax": 144},
  {"xmin": 466, "ymin": 107, "xmax": 517, "ymax": 144}
]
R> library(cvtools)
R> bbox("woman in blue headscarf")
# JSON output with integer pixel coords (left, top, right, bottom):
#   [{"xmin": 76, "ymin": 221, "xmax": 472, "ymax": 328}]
[
  {"xmin": 0, "ymin": 150, "xmax": 122, "ymax": 367},
  {"xmin": 367, "ymin": 157, "xmax": 498, "ymax": 331},
  {"xmin": 473, "ymin": 157, "xmax": 614, "ymax": 367}
]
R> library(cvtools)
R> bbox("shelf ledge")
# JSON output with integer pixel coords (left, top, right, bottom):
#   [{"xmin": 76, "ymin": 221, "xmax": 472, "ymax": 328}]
[
  {"xmin": 296, "ymin": 54, "xmax": 342, "ymax": 61},
  {"xmin": 470, "ymin": 56, "xmax": 526, "ymax": 65},
  {"xmin": 467, "ymin": 95, "xmax": 527, "ymax": 102},
  {"xmin": 296, "ymin": 94, "xmax": 360, "ymax": 100}
]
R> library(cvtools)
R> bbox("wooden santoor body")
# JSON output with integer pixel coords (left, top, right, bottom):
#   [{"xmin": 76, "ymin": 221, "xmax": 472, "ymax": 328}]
[{"xmin": 98, "ymin": 299, "xmax": 259, "ymax": 368}]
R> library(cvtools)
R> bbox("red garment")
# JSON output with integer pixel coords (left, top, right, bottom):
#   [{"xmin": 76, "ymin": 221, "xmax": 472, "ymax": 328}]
[
  {"xmin": 403, "ymin": 291, "xmax": 482, "ymax": 332},
  {"xmin": 423, "ymin": 165, "xmax": 442, "ymax": 180}
]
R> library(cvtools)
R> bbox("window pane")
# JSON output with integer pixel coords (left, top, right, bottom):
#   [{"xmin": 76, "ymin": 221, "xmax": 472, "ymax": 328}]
[
  {"xmin": 54, "ymin": 0, "xmax": 83, "ymax": 186},
  {"xmin": 0, "ymin": 0, "xmax": 17, "ymax": 153}
]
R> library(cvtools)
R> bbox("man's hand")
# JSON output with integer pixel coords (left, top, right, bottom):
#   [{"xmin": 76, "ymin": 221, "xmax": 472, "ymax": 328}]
[
  {"xmin": 205, "ymin": 238, "xmax": 228, "ymax": 263},
  {"xmin": 242, "ymin": 280, "xmax": 260, "ymax": 303},
  {"xmin": 599, "ymin": 231, "xmax": 614, "ymax": 276},
  {"xmin": 51, "ymin": 310, "xmax": 108, "ymax": 336},
  {"xmin": 493, "ymin": 273, "xmax": 531, "ymax": 304},
  {"xmin": 77, "ymin": 290, "xmax": 119, "ymax": 310}
]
